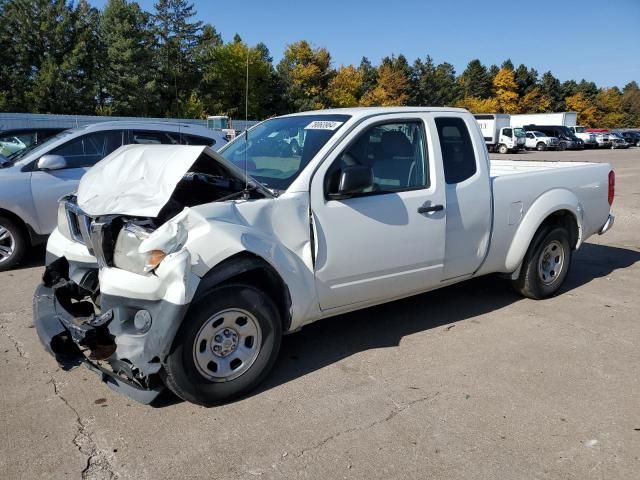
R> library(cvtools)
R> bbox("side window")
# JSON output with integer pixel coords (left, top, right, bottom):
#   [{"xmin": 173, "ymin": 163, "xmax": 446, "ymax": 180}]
[
  {"xmin": 435, "ymin": 117, "xmax": 477, "ymax": 184},
  {"xmin": 326, "ymin": 121, "xmax": 428, "ymax": 196},
  {"xmin": 526, "ymin": 133, "xmax": 534, "ymax": 139},
  {"xmin": 182, "ymin": 134, "xmax": 216, "ymax": 146},
  {"xmin": 129, "ymin": 130, "xmax": 179, "ymax": 145},
  {"xmin": 52, "ymin": 130, "xmax": 124, "ymax": 168},
  {"xmin": 503, "ymin": 128, "xmax": 512, "ymax": 137}
]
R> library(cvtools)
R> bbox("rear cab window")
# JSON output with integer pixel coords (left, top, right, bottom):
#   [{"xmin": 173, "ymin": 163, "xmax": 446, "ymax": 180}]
[{"xmin": 434, "ymin": 117, "xmax": 477, "ymax": 184}]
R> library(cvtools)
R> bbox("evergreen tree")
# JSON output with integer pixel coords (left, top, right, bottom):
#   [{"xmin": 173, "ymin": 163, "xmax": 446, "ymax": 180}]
[
  {"xmin": 622, "ymin": 81, "xmax": 640, "ymax": 127},
  {"xmin": 98, "ymin": 0, "xmax": 158, "ymax": 116},
  {"xmin": 461, "ymin": 60, "xmax": 492, "ymax": 99},
  {"xmin": 410, "ymin": 56, "xmax": 460, "ymax": 106},
  {"xmin": 539, "ymin": 71, "xmax": 564, "ymax": 111},
  {"xmin": 514, "ymin": 64, "xmax": 538, "ymax": 97},
  {"xmin": 357, "ymin": 57, "xmax": 378, "ymax": 99},
  {"xmin": 152, "ymin": 0, "xmax": 203, "ymax": 116}
]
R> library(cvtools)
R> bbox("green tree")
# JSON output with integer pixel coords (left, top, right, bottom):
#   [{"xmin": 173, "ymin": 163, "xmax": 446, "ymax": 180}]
[
  {"xmin": 410, "ymin": 56, "xmax": 461, "ymax": 106},
  {"xmin": 200, "ymin": 39, "xmax": 276, "ymax": 119},
  {"xmin": 595, "ymin": 87, "xmax": 624, "ymax": 127},
  {"xmin": 152, "ymin": 0, "xmax": 203, "ymax": 116},
  {"xmin": 357, "ymin": 56, "xmax": 378, "ymax": 99},
  {"xmin": 520, "ymin": 87, "xmax": 551, "ymax": 113},
  {"xmin": 514, "ymin": 64, "xmax": 538, "ymax": 97},
  {"xmin": 98, "ymin": 0, "xmax": 158, "ymax": 116},
  {"xmin": 622, "ymin": 81, "xmax": 640, "ymax": 127},
  {"xmin": 540, "ymin": 71, "xmax": 564, "ymax": 111},
  {"xmin": 461, "ymin": 59, "xmax": 492, "ymax": 99},
  {"xmin": 276, "ymin": 40, "xmax": 332, "ymax": 111}
]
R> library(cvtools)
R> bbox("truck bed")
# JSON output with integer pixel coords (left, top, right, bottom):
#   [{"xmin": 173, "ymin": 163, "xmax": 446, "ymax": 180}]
[{"xmin": 477, "ymin": 159, "xmax": 612, "ymax": 276}]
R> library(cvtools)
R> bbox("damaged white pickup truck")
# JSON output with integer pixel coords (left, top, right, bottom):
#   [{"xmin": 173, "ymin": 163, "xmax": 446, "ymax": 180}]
[{"xmin": 33, "ymin": 107, "xmax": 615, "ymax": 406}]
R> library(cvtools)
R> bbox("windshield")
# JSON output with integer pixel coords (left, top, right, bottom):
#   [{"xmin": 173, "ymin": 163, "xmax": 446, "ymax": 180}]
[
  {"xmin": 514, "ymin": 128, "xmax": 525, "ymax": 137},
  {"xmin": 574, "ymin": 126, "xmax": 585, "ymax": 133},
  {"xmin": 8, "ymin": 129, "xmax": 75, "ymax": 163},
  {"xmin": 219, "ymin": 114, "xmax": 350, "ymax": 190}
]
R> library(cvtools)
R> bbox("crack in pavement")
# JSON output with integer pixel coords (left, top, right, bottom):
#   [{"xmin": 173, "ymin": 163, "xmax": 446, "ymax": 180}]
[
  {"xmin": 290, "ymin": 393, "xmax": 438, "ymax": 461},
  {"xmin": 49, "ymin": 378, "xmax": 119, "ymax": 480},
  {"xmin": 0, "ymin": 322, "xmax": 28, "ymax": 361}
]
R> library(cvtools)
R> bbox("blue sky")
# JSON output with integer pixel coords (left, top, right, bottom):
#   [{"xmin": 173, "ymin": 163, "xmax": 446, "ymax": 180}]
[{"xmin": 93, "ymin": 0, "xmax": 640, "ymax": 88}]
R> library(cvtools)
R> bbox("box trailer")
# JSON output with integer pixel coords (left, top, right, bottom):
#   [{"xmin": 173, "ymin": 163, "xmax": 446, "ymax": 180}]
[
  {"xmin": 510, "ymin": 112, "xmax": 578, "ymax": 128},
  {"xmin": 474, "ymin": 114, "xmax": 525, "ymax": 153}
]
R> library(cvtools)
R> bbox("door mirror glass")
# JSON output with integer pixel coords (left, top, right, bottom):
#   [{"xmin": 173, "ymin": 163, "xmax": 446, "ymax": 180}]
[
  {"xmin": 37, "ymin": 154, "xmax": 68, "ymax": 171},
  {"xmin": 330, "ymin": 165, "xmax": 374, "ymax": 199}
]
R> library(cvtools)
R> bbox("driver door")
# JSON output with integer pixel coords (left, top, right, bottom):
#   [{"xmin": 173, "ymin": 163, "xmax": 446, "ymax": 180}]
[{"xmin": 310, "ymin": 115, "xmax": 446, "ymax": 311}]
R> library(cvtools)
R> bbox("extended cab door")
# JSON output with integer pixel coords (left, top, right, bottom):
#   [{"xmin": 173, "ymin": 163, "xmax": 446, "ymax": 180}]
[
  {"xmin": 433, "ymin": 115, "xmax": 492, "ymax": 280},
  {"xmin": 310, "ymin": 114, "xmax": 446, "ymax": 311}
]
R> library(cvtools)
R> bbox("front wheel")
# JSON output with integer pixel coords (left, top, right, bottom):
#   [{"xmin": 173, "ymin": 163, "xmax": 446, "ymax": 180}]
[
  {"xmin": 498, "ymin": 144, "xmax": 508, "ymax": 154},
  {"xmin": 558, "ymin": 142, "xmax": 567, "ymax": 151},
  {"xmin": 0, "ymin": 216, "xmax": 26, "ymax": 272},
  {"xmin": 536, "ymin": 142, "xmax": 547, "ymax": 151},
  {"xmin": 163, "ymin": 284, "xmax": 282, "ymax": 406},
  {"xmin": 512, "ymin": 226, "xmax": 572, "ymax": 300}
]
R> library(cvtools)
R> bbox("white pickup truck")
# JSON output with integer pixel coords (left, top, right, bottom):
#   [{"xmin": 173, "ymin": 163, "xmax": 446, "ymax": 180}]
[{"xmin": 34, "ymin": 107, "xmax": 615, "ymax": 406}]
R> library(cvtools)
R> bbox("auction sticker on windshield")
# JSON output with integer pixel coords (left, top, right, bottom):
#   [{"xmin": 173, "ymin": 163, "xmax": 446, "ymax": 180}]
[{"xmin": 305, "ymin": 120, "xmax": 344, "ymax": 130}]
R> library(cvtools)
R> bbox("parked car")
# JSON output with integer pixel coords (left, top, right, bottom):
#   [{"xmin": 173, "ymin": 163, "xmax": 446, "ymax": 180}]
[
  {"xmin": 567, "ymin": 126, "xmax": 598, "ymax": 148},
  {"xmin": 34, "ymin": 107, "xmax": 615, "ymax": 406},
  {"xmin": 608, "ymin": 132, "xmax": 630, "ymax": 149},
  {"xmin": 0, "ymin": 121, "xmax": 226, "ymax": 270},
  {"xmin": 524, "ymin": 130, "xmax": 560, "ymax": 151},
  {"xmin": 0, "ymin": 127, "xmax": 64, "ymax": 158},
  {"xmin": 522, "ymin": 125, "xmax": 582, "ymax": 150},
  {"xmin": 620, "ymin": 131, "xmax": 640, "ymax": 147}
]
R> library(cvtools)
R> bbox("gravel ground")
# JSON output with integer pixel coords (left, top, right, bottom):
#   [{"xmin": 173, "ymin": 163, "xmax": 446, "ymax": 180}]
[{"xmin": 1, "ymin": 147, "xmax": 639, "ymax": 479}]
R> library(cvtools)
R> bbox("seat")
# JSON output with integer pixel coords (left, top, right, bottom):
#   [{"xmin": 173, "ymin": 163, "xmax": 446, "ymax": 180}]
[{"xmin": 372, "ymin": 130, "xmax": 415, "ymax": 188}]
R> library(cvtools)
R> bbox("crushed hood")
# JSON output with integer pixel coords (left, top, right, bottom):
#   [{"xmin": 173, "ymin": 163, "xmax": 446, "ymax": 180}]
[
  {"xmin": 78, "ymin": 144, "xmax": 205, "ymax": 217},
  {"xmin": 76, "ymin": 143, "xmax": 274, "ymax": 219}
]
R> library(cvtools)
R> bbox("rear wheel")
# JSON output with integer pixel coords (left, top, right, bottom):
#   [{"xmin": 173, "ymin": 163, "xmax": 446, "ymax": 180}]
[
  {"xmin": 512, "ymin": 226, "xmax": 572, "ymax": 300},
  {"xmin": 0, "ymin": 216, "xmax": 26, "ymax": 272},
  {"xmin": 536, "ymin": 142, "xmax": 547, "ymax": 151},
  {"xmin": 498, "ymin": 144, "xmax": 508, "ymax": 154},
  {"xmin": 163, "ymin": 284, "xmax": 282, "ymax": 406}
]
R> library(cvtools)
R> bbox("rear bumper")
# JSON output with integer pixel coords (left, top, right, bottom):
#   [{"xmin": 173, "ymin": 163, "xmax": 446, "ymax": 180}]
[
  {"xmin": 598, "ymin": 214, "xmax": 615, "ymax": 235},
  {"xmin": 33, "ymin": 257, "xmax": 190, "ymax": 404}
]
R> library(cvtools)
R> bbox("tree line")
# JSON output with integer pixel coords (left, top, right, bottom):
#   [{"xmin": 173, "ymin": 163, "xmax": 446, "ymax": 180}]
[{"xmin": 1, "ymin": 0, "xmax": 638, "ymax": 128}]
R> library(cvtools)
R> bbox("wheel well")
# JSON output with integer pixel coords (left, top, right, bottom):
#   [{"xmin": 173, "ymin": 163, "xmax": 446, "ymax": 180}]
[
  {"xmin": 0, "ymin": 208, "xmax": 35, "ymax": 245},
  {"xmin": 193, "ymin": 252, "xmax": 293, "ymax": 332},
  {"xmin": 537, "ymin": 210, "xmax": 579, "ymax": 249}
]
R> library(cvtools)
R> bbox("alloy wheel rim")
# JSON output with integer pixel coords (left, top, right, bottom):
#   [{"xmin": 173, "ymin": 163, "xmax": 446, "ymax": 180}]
[
  {"xmin": 537, "ymin": 240, "xmax": 565, "ymax": 285},
  {"xmin": 192, "ymin": 308, "xmax": 262, "ymax": 382},
  {"xmin": 0, "ymin": 225, "xmax": 15, "ymax": 264}
]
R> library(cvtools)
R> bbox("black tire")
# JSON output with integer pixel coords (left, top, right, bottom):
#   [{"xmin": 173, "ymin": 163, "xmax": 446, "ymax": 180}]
[
  {"xmin": 512, "ymin": 226, "xmax": 572, "ymax": 300},
  {"xmin": 536, "ymin": 142, "xmax": 547, "ymax": 151},
  {"xmin": 498, "ymin": 144, "xmax": 508, "ymax": 154},
  {"xmin": 558, "ymin": 142, "xmax": 567, "ymax": 151},
  {"xmin": 0, "ymin": 216, "xmax": 27, "ymax": 272},
  {"xmin": 162, "ymin": 284, "xmax": 282, "ymax": 406}
]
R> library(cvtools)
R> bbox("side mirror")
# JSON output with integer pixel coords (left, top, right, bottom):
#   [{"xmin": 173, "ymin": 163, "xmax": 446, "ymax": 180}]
[
  {"xmin": 329, "ymin": 165, "xmax": 374, "ymax": 199},
  {"xmin": 37, "ymin": 154, "xmax": 67, "ymax": 171}
]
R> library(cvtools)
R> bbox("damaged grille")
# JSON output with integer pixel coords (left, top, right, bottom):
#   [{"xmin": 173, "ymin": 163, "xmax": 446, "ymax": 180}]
[
  {"xmin": 65, "ymin": 201, "xmax": 93, "ymax": 247},
  {"xmin": 64, "ymin": 201, "xmax": 116, "ymax": 267}
]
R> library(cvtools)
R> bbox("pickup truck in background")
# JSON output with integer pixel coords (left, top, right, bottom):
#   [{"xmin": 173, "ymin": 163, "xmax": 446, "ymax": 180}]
[
  {"xmin": 474, "ymin": 113, "xmax": 526, "ymax": 153},
  {"xmin": 524, "ymin": 130, "xmax": 560, "ymax": 151},
  {"xmin": 567, "ymin": 126, "xmax": 598, "ymax": 148},
  {"xmin": 34, "ymin": 107, "xmax": 615, "ymax": 406}
]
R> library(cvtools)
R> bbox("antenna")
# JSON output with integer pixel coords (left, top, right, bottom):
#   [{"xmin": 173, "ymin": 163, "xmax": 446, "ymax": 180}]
[{"xmin": 243, "ymin": 49, "xmax": 249, "ymax": 197}]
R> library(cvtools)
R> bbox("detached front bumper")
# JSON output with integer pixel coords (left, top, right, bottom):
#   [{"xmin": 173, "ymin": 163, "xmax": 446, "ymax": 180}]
[{"xmin": 33, "ymin": 257, "xmax": 190, "ymax": 404}]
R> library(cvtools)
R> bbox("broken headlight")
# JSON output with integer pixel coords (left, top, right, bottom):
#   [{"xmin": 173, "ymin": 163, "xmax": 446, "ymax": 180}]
[
  {"xmin": 113, "ymin": 224, "xmax": 166, "ymax": 275},
  {"xmin": 57, "ymin": 201, "xmax": 73, "ymax": 241}
]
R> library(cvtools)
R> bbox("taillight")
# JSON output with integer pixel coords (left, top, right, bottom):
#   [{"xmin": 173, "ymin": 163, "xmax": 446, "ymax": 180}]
[{"xmin": 608, "ymin": 170, "xmax": 615, "ymax": 206}]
